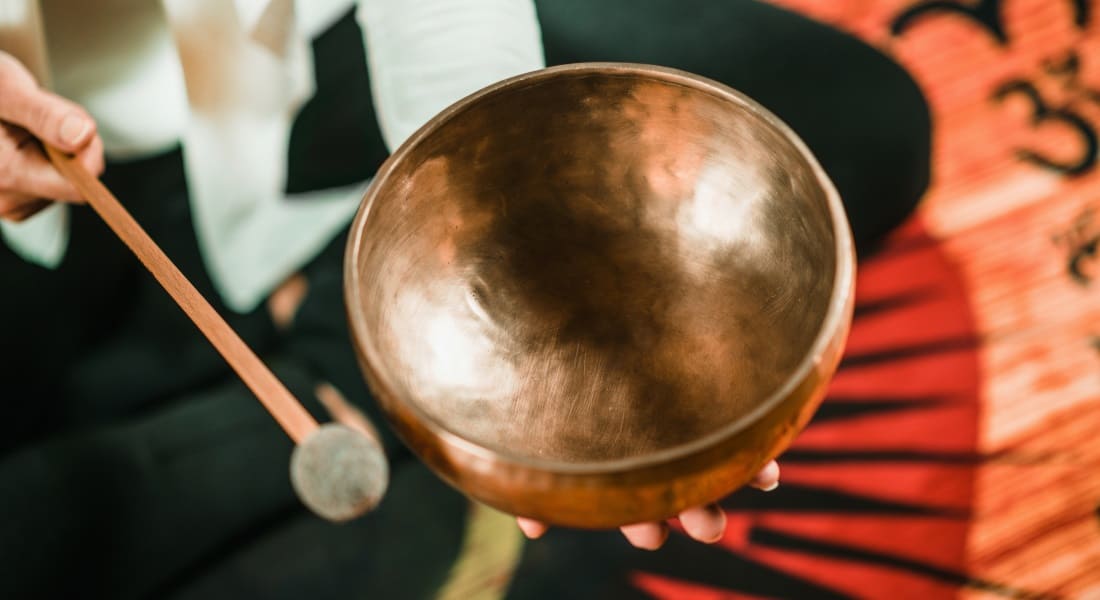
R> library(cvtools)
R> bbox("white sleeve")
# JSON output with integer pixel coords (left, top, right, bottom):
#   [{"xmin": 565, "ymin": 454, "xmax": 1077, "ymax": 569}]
[{"xmin": 356, "ymin": 0, "xmax": 545, "ymax": 152}]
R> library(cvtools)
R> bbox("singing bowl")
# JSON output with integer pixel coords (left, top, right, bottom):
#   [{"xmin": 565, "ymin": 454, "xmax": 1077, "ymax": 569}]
[{"xmin": 345, "ymin": 63, "xmax": 855, "ymax": 529}]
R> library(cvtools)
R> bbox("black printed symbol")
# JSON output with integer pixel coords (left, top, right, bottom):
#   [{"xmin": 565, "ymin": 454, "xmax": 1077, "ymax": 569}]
[
  {"xmin": 892, "ymin": 0, "xmax": 1090, "ymax": 45},
  {"xmin": 1045, "ymin": 51, "xmax": 1083, "ymax": 79},
  {"xmin": 1043, "ymin": 51, "xmax": 1100, "ymax": 107},
  {"xmin": 991, "ymin": 80, "xmax": 1099, "ymax": 176},
  {"xmin": 1053, "ymin": 208, "xmax": 1100, "ymax": 286}
]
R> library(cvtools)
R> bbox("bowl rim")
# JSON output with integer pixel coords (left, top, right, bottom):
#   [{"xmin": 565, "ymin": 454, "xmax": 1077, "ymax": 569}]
[{"xmin": 345, "ymin": 62, "xmax": 855, "ymax": 475}]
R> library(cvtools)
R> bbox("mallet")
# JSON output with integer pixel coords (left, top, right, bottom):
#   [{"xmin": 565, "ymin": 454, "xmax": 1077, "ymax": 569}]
[{"xmin": 45, "ymin": 144, "xmax": 388, "ymax": 522}]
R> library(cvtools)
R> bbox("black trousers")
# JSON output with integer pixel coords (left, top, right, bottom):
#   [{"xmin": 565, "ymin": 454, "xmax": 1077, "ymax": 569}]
[{"xmin": 0, "ymin": 2, "xmax": 931, "ymax": 599}]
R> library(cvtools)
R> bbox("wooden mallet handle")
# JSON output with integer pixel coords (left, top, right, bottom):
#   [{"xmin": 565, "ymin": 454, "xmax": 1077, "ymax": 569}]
[{"xmin": 45, "ymin": 145, "xmax": 319, "ymax": 444}]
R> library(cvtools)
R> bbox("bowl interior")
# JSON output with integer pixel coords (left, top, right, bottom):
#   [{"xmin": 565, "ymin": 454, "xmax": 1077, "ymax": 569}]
[{"xmin": 349, "ymin": 68, "xmax": 839, "ymax": 467}]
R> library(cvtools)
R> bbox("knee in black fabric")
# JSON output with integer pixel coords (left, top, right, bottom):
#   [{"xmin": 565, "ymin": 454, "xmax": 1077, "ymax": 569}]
[
  {"xmin": 806, "ymin": 44, "xmax": 932, "ymax": 251},
  {"xmin": 0, "ymin": 388, "xmax": 294, "ymax": 598},
  {"xmin": 164, "ymin": 461, "xmax": 469, "ymax": 600},
  {"xmin": 535, "ymin": 0, "xmax": 933, "ymax": 250}
]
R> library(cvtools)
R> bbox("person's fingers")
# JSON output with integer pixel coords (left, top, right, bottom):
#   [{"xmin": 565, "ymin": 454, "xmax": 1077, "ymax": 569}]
[
  {"xmin": 620, "ymin": 521, "xmax": 669, "ymax": 551},
  {"xmin": 516, "ymin": 517, "xmax": 548, "ymax": 540},
  {"xmin": 0, "ymin": 55, "xmax": 96, "ymax": 154},
  {"xmin": 0, "ymin": 192, "xmax": 48, "ymax": 222},
  {"xmin": 749, "ymin": 460, "xmax": 780, "ymax": 491},
  {"xmin": 313, "ymin": 381, "xmax": 384, "ymax": 445},
  {"xmin": 3, "ymin": 144, "xmax": 82, "ymax": 202},
  {"xmin": 78, "ymin": 134, "xmax": 105, "ymax": 177},
  {"xmin": 268, "ymin": 272, "xmax": 309, "ymax": 330},
  {"xmin": 0, "ymin": 87, "xmax": 95, "ymax": 154},
  {"xmin": 678, "ymin": 504, "xmax": 727, "ymax": 544}
]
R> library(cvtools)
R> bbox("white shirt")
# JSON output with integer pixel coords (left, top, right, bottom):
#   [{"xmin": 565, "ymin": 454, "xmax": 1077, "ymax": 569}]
[{"xmin": 0, "ymin": 0, "xmax": 545, "ymax": 311}]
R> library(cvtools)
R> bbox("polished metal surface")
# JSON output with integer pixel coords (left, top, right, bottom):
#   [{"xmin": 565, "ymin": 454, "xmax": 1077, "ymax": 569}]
[{"xmin": 346, "ymin": 63, "xmax": 855, "ymax": 528}]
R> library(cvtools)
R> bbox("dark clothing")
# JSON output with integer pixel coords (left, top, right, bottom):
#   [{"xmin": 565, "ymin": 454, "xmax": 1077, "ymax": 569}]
[{"xmin": 0, "ymin": 2, "xmax": 931, "ymax": 598}]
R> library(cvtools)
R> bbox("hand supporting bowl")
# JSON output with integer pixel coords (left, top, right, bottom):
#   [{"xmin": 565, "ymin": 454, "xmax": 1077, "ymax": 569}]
[{"xmin": 345, "ymin": 63, "xmax": 855, "ymax": 528}]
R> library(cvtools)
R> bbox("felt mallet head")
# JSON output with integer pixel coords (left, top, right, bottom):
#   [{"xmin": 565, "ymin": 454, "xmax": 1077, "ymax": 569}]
[{"xmin": 290, "ymin": 423, "xmax": 389, "ymax": 522}]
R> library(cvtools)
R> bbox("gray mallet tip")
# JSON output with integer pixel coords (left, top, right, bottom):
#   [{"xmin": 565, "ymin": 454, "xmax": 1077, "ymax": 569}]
[{"xmin": 290, "ymin": 423, "xmax": 390, "ymax": 522}]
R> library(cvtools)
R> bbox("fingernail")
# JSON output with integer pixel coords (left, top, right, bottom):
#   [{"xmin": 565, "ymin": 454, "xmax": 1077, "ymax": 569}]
[
  {"xmin": 516, "ymin": 519, "xmax": 544, "ymax": 539},
  {"xmin": 761, "ymin": 480, "xmax": 779, "ymax": 492},
  {"xmin": 59, "ymin": 113, "xmax": 89, "ymax": 146}
]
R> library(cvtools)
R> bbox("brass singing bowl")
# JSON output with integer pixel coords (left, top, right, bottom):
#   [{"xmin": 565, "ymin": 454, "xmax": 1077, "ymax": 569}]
[{"xmin": 345, "ymin": 63, "xmax": 855, "ymax": 529}]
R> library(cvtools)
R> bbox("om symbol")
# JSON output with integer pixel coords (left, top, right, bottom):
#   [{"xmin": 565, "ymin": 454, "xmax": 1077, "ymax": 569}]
[
  {"xmin": 892, "ymin": 2, "xmax": 1099, "ymax": 176},
  {"xmin": 991, "ymin": 53, "xmax": 1100, "ymax": 178}
]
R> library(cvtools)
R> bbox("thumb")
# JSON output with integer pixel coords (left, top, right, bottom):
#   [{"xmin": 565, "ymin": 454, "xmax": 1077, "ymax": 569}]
[
  {"xmin": 9, "ymin": 89, "xmax": 95, "ymax": 153},
  {"xmin": 0, "ymin": 63, "xmax": 95, "ymax": 152}
]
